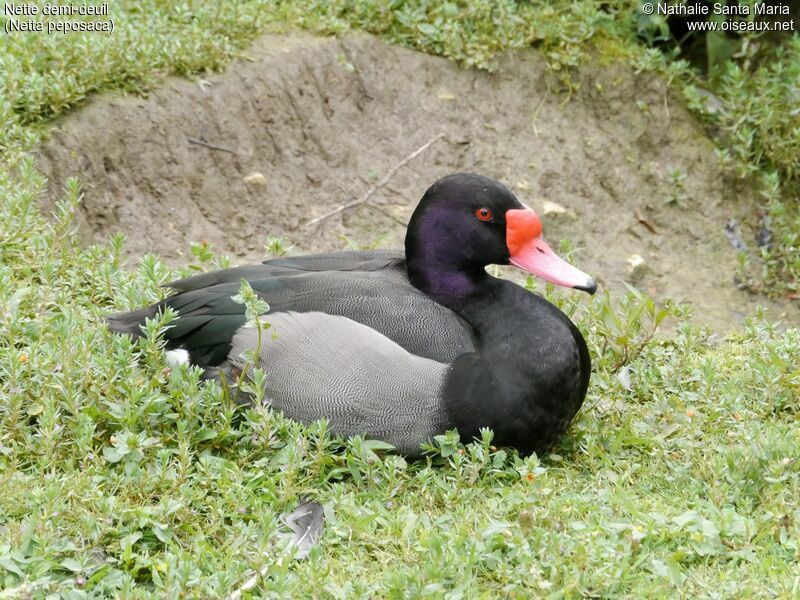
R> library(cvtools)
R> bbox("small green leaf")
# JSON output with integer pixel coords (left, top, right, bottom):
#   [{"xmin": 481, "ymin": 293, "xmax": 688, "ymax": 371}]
[
  {"xmin": 193, "ymin": 429, "xmax": 217, "ymax": 442},
  {"xmin": 60, "ymin": 558, "xmax": 84, "ymax": 573},
  {"xmin": 361, "ymin": 439, "xmax": 396, "ymax": 452},
  {"xmin": 153, "ymin": 524, "xmax": 172, "ymax": 544},
  {"xmin": 0, "ymin": 556, "xmax": 25, "ymax": 579},
  {"xmin": 103, "ymin": 446, "xmax": 123, "ymax": 463}
]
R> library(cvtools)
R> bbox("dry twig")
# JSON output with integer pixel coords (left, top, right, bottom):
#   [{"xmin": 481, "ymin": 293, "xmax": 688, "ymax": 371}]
[
  {"xmin": 301, "ymin": 133, "xmax": 445, "ymax": 229},
  {"xmin": 634, "ymin": 207, "xmax": 658, "ymax": 234},
  {"xmin": 186, "ymin": 136, "xmax": 237, "ymax": 155}
]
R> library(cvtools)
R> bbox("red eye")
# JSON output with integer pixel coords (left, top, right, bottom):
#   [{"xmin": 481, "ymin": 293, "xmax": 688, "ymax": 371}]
[{"xmin": 475, "ymin": 207, "xmax": 492, "ymax": 221}]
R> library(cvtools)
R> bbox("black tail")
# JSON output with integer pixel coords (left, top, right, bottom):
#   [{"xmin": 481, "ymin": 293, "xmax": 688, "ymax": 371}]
[
  {"xmin": 107, "ymin": 297, "xmax": 245, "ymax": 366},
  {"xmin": 106, "ymin": 305, "xmax": 160, "ymax": 339},
  {"xmin": 106, "ymin": 268, "xmax": 258, "ymax": 366}
]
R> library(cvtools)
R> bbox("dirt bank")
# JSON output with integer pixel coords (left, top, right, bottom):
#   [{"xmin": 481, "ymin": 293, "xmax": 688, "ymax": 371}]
[{"xmin": 36, "ymin": 32, "xmax": 798, "ymax": 331}]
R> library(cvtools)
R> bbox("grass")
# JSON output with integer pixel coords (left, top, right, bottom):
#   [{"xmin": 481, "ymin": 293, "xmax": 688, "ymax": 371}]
[
  {"xmin": 2, "ymin": 181, "xmax": 799, "ymax": 597},
  {"xmin": 1, "ymin": 1, "xmax": 799, "ymax": 597}
]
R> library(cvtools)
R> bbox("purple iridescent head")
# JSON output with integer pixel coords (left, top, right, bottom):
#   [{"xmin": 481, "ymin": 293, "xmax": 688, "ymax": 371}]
[{"xmin": 404, "ymin": 173, "xmax": 596, "ymax": 294}]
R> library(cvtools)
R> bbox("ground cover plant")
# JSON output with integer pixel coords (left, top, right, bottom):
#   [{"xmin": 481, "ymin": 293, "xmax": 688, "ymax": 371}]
[{"xmin": 1, "ymin": 1, "xmax": 799, "ymax": 597}]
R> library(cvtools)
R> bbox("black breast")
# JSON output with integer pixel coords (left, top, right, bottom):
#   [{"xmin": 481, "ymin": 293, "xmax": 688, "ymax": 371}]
[{"xmin": 443, "ymin": 282, "xmax": 590, "ymax": 455}]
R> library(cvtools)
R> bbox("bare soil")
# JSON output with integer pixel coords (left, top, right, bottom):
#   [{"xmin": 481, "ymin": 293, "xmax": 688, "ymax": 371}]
[{"xmin": 36, "ymin": 32, "xmax": 799, "ymax": 331}]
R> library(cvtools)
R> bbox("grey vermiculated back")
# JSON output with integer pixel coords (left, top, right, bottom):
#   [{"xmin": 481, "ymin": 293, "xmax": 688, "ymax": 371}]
[
  {"xmin": 264, "ymin": 249, "xmax": 405, "ymax": 273},
  {"xmin": 245, "ymin": 251, "xmax": 478, "ymax": 362},
  {"xmin": 266, "ymin": 270, "xmax": 474, "ymax": 362},
  {"xmin": 225, "ymin": 311, "xmax": 451, "ymax": 456},
  {"xmin": 113, "ymin": 249, "xmax": 478, "ymax": 367}
]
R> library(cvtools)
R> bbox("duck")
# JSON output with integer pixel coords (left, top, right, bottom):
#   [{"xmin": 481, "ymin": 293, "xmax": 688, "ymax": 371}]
[{"xmin": 108, "ymin": 173, "xmax": 596, "ymax": 456}]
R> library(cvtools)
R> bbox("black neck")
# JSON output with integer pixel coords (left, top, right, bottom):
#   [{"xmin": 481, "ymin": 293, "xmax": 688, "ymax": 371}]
[{"xmin": 408, "ymin": 264, "xmax": 588, "ymax": 455}]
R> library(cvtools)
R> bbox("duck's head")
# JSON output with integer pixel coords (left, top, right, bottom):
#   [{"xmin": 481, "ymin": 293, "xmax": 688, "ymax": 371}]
[{"xmin": 405, "ymin": 173, "xmax": 596, "ymax": 294}]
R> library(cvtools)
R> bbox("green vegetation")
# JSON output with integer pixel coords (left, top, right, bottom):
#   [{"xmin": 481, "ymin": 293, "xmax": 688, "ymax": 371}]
[
  {"xmin": 1, "ymin": 1, "xmax": 799, "ymax": 597},
  {"xmin": 2, "ymin": 183, "xmax": 799, "ymax": 596}
]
